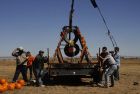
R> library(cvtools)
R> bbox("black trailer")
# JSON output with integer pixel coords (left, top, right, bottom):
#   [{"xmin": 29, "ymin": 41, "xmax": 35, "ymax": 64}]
[{"xmin": 48, "ymin": 63, "xmax": 98, "ymax": 78}]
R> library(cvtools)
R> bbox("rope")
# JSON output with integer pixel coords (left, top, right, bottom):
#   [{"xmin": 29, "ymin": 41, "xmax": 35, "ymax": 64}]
[{"xmin": 90, "ymin": 0, "xmax": 118, "ymax": 47}]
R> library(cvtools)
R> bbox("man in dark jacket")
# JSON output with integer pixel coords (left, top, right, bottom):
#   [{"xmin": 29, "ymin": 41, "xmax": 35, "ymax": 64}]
[
  {"xmin": 33, "ymin": 50, "xmax": 45, "ymax": 87},
  {"xmin": 98, "ymin": 47, "xmax": 108, "ymax": 84}
]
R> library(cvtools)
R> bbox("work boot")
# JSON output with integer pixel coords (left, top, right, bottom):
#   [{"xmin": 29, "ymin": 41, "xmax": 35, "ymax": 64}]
[
  {"xmin": 97, "ymin": 83, "xmax": 104, "ymax": 87},
  {"xmin": 104, "ymin": 84, "xmax": 109, "ymax": 88},
  {"xmin": 40, "ymin": 85, "xmax": 45, "ymax": 87},
  {"xmin": 110, "ymin": 84, "xmax": 114, "ymax": 87}
]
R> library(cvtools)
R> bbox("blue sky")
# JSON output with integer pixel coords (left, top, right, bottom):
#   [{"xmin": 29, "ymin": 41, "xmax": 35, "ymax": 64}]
[{"xmin": 0, "ymin": 0, "xmax": 140, "ymax": 57}]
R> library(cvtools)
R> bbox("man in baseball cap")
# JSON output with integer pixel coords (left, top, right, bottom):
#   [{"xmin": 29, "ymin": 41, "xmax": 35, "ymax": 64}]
[
  {"xmin": 39, "ymin": 50, "xmax": 44, "ymax": 53},
  {"xmin": 32, "ymin": 50, "xmax": 45, "ymax": 87},
  {"xmin": 12, "ymin": 47, "xmax": 28, "ymax": 83},
  {"xmin": 114, "ymin": 47, "xmax": 120, "ymax": 81}
]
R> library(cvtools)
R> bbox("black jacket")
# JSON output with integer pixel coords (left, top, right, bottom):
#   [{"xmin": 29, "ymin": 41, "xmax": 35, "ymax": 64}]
[{"xmin": 33, "ymin": 54, "xmax": 45, "ymax": 69}]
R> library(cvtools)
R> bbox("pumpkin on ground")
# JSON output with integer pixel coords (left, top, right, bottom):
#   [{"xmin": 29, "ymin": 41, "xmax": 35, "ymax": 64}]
[
  {"xmin": 2, "ymin": 84, "xmax": 8, "ymax": 91},
  {"xmin": 0, "ymin": 85, "xmax": 6, "ymax": 93},
  {"xmin": 2, "ymin": 82, "xmax": 8, "ymax": 86},
  {"xmin": 11, "ymin": 83, "xmax": 16, "ymax": 88},
  {"xmin": 17, "ymin": 80, "xmax": 25, "ymax": 86},
  {"xmin": 0, "ymin": 79, "xmax": 7, "ymax": 84},
  {"xmin": 15, "ymin": 83, "xmax": 22, "ymax": 89},
  {"xmin": 8, "ymin": 83, "xmax": 15, "ymax": 90}
]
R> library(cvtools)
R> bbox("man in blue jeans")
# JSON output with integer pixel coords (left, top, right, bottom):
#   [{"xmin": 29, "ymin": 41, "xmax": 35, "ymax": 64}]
[
  {"xmin": 114, "ymin": 47, "xmax": 120, "ymax": 80},
  {"xmin": 100, "ymin": 52, "xmax": 117, "ymax": 88},
  {"xmin": 12, "ymin": 47, "xmax": 28, "ymax": 83},
  {"xmin": 33, "ymin": 50, "xmax": 46, "ymax": 87}
]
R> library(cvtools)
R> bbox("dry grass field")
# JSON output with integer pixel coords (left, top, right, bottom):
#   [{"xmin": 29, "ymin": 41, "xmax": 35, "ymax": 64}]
[{"xmin": 0, "ymin": 58, "xmax": 140, "ymax": 94}]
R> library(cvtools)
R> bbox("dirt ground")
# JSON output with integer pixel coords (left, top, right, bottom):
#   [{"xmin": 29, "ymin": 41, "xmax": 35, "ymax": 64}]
[{"xmin": 0, "ymin": 59, "xmax": 140, "ymax": 94}]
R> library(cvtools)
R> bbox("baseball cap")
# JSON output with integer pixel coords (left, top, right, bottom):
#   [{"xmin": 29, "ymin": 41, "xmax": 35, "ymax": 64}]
[
  {"xmin": 102, "ymin": 46, "xmax": 107, "ymax": 51},
  {"xmin": 18, "ymin": 46, "xmax": 24, "ymax": 51},
  {"xmin": 39, "ymin": 50, "xmax": 44, "ymax": 53},
  {"xmin": 114, "ymin": 47, "xmax": 119, "ymax": 51}
]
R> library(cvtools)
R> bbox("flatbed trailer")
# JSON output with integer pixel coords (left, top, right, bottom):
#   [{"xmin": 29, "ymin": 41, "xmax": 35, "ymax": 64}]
[
  {"xmin": 43, "ymin": 0, "xmax": 102, "ymax": 84},
  {"xmin": 48, "ymin": 62, "xmax": 98, "ymax": 78}
]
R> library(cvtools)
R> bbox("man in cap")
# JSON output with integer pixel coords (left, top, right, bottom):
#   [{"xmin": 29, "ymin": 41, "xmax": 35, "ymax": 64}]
[
  {"xmin": 12, "ymin": 47, "xmax": 28, "ymax": 82},
  {"xmin": 100, "ymin": 47, "xmax": 108, "ymax": 58},
  {"xmin": 32, "ymin": 50, "xmax": 46, "ymax": 87},
  {"xmin": 113, "ymin": 47, "xmax": 120, "ymax": 80},
  {"xmin": 98, "ymin": 47, "xmax": 108, "ymax": 84},
  {"xmin": 100, "ymin": 52, "xmax": 117, "ymax": 88}
]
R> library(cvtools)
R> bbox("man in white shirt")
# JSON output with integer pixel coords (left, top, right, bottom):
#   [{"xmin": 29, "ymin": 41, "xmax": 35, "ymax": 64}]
[
  {"xmin": 100, "ymin": 52, "xmax": 117, "ymax": 88},
  {"xmin": 12, "ymin": 47, "xmax": 28, "ymax": 82}
]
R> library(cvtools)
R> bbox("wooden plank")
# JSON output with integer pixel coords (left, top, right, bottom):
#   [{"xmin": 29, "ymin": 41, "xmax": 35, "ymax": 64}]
[{"xmin": 57, "ymin": 48, "xmax": 64, "ymax": 63}]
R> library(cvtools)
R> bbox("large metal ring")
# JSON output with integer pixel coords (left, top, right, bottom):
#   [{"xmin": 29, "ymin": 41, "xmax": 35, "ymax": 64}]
[{"xmin": 64, "ymin": 44, "xmax": 80, "ymax": 57}]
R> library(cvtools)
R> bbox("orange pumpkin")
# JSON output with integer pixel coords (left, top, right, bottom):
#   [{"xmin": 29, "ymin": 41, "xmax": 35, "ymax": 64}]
[
  {"xmin": 2, "ymin": 82, "xmax": 8, "ymax": 86},
  {"xmin": 2, "ymin": 84, "xmax": 8, "ymax": 91},
  {"xmin": 8, "ymin": 83, "xmax": 15, "ymax": 90},
  {"xmin": 0, "ymin": 85, "xmax": 5, "ymax": 93},
  {"xmin": 15, "ymin": 83, "xmax": 22, "ymax": 89},
  {"xmin": 11, "ymin": 83, "xmax": 16, "ymax": 88},
  {"xmin": 17, "ymin": 80, "xmax": 25, "ymax": 86},
  {"xmin": 0, "ymin": 79, "xmax": 7, "ymax": 84}
]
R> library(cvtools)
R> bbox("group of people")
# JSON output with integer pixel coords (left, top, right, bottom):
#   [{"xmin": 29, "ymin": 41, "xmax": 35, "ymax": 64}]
[
  {"xmin": 11, "ymin": 46, "xmax": 120, "ymax": 88},
  {"xmin": 12, "ymin": 47, "xmax": 48, "ymax": 87},
  {"xmin": 97, "ymin": 46, "xmax": 120, "ymax": 88}
]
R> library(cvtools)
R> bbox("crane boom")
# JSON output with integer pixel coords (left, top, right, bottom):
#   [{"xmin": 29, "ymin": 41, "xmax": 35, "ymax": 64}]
[{"xmin": 90, "ymin": 0, "xmax": 118, "ymax": 47}]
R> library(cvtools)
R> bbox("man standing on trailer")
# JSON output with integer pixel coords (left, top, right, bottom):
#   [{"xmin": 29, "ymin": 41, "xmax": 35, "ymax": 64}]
[{"xmin": 114, "ymin": 47, "xmax": 120, "ymax": 80}]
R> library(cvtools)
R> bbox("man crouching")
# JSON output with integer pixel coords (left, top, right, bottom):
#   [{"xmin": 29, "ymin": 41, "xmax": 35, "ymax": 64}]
[{"xmin": 100, "ymin": 52, "xmax": 117, "ymax": 88}]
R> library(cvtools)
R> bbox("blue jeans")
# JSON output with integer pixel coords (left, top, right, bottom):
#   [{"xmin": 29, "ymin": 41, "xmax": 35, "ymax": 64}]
[
  {"xmin": 12, "ymin": 65, "xmax": 28, "ymax": 82},
  {"xmin": 33, "ymin": 68, "xmax": 44, "ymax": 86},
  {"xmin": 114, "ymin": 65, "xmax": 120, "ymax": 80},
  {"xmin": 105, "ymin": 65, "xmax": 117, "ymax": 86},
  {"xmin": 27, "ymin": 66, "xmax": 33, "ymax": 80}
]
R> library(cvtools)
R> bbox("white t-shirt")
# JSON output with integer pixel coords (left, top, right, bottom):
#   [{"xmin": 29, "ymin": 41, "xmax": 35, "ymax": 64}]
[{"xmin": 103, "ymin": 54, "xmax": 115, "ymax": 65}]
